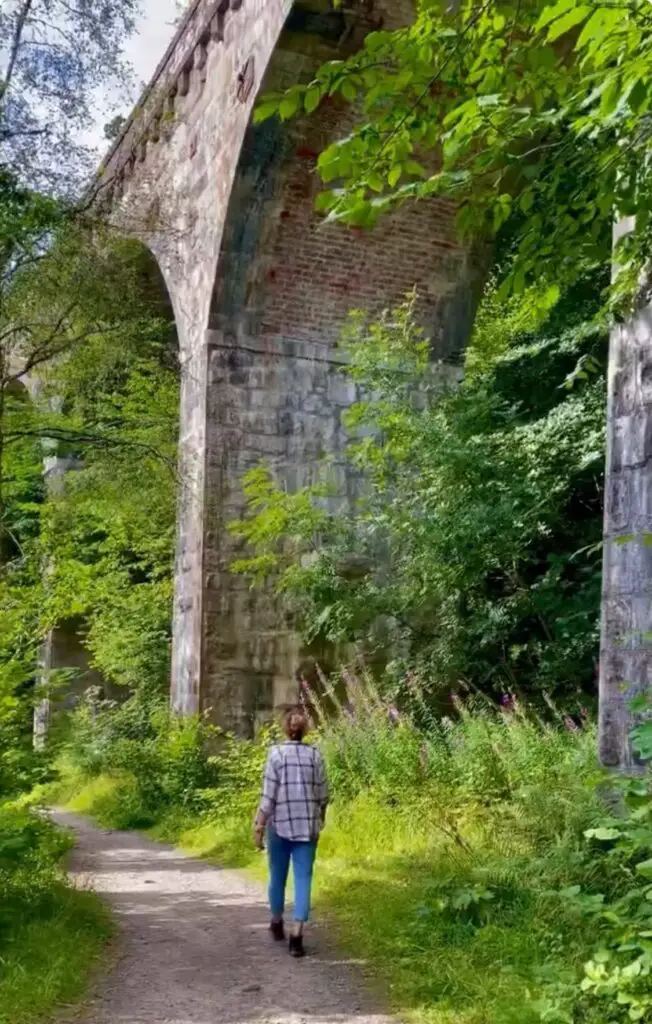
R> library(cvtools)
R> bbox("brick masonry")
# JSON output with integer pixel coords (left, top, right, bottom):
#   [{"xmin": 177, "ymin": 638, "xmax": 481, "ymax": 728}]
[{"xmin": 98, "ymin": 0, "xmax": 484, "ymax": 734}]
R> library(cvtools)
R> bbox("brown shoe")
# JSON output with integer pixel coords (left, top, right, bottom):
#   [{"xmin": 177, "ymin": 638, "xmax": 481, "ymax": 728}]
[
  {"xmin": 289, "ymin": 934, "xmax": 305, "ymax": 958},
  {"xmin": 270, "ymin": 920, "xmax": 285, "ymax": 941}
]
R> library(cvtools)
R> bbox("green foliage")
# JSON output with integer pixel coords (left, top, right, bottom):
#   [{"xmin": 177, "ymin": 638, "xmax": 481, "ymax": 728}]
[
  {"xmin": 0, "ymin": 232, "xmax": 179, "ymax": 781},
  {"xmin": 0, "ymin": 7, "xmax": 168, "ymax": 1021},
  {"xmin": 257, "ymin": 0, "xmax": 652, "ymax": 308},
  {"xmin": 0, "ymin": 170, "xmax": 62, "ymax": 276},
  {"xmin": 0, "ymin": 803, "xmax": 110, "ymax": 1024},
  {"xmin": 538, "ymin": 713, "xmax": 652, "ymax": 1022},
  {"xmin": 232, "ymin": 287, "xmax": 606, "ymax": 709},
  {"xmin": 59, "ymin": 701, "xmax": 277, "ymax": 835},
  {"xmin": 229, "ymin": 466, "xmax": 334, "ymax": 586},
  {"xmin": 38, "ymin": 328, "xmax": 178, "ymax": 691},
  {"xmin": 202, "ymin": 725, "xmax": 277, "ymax": 820},
  {"xmin": 58, "ymin": 693, "xmax": 220, "ymax": 829},
  {"xmin": 466, "ymin": 278, "xmax": 562, "ymax": 380},
  {"xmin": 0, "ymin": 804, "xmax": 73, "ymax": 941}
]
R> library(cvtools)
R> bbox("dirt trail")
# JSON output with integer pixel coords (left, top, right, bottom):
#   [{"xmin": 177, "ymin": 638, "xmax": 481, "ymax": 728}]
[{"xmin": 51, "ymin": 811, "xmax": 392, "ymax": 1024}]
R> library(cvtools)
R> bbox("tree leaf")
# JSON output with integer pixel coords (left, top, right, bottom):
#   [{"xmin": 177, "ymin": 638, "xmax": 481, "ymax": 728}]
[
  {"xmin": 628, "ymin": 79, "xmax": 648, "ymax": 114},
  {"xmin": 584, "ymin": 828, "xmax": 621, "ymax": 842},
  {"xmin": 576, "ymin": 8, "xmax": 623, "ymax": 51},
  {"xmin": 304, "ymin": 86, "xmax": 322, "ymax": 114},
  {"xmin": 546, "ymin": 6, "xmax": 592, "ymax": 43},
  {"xmin": 341, "ymin": 79, "xmax": 357, "ymax": 102},
  {"xmin": 600, "ymin": 77, "xmax": 622, "ymax": 117},
  {"xmin": 636, "ymin": 858, "xmax": 652, "ymax": 879},
  {"xmin": 477, "ymin": 94, "xmax": 501, "ymax": 108},
  {"xmin": 279, "ymin": 95, "xmax": 301, "ymax": 121},
  {"xmin": 535, "ymin": 0, "xmax": 576, "ymax": 31},
  {"xmin": 253, "ymin": 101, "xmax": 279, "ymax": 124}
]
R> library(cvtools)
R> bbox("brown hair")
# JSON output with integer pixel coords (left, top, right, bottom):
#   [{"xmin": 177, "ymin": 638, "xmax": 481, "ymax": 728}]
[{"xmin": 283, "ymin": 705, "xmax": 308, "ymax": 742}]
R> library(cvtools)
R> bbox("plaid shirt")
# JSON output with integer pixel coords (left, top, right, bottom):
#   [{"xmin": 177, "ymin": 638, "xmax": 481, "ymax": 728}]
[{"xmin": 258, "ymin": 741, "xmax": 329, "ymax": 842}]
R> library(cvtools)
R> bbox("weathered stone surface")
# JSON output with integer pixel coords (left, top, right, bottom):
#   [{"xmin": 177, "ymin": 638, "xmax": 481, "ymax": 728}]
[
  {"xmin": 97, "ymin": 0, "xmax": 483, "ymax": 733},
  {"xmin": 600, "ymin": 220, "xmax": 652, "ymax": 769}
]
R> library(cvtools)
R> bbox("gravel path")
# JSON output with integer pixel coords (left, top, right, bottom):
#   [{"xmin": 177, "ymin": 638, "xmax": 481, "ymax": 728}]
[{"xmin": 51, "ymin": 811, "xmax": 393, "ymax": 1024}]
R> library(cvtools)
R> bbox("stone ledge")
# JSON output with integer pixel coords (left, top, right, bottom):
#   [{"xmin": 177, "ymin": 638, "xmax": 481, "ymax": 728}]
[{"xmin": 93, "ymin": 0, "xmax": 244, "ymax": 202}]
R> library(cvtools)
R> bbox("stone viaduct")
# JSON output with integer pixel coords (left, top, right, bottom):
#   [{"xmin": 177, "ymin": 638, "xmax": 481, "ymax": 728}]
[
  {"xmin": 87, "ymin": 0, "xmax": 481, "ymax": 735},
  {"xmin": 20, "ymin": 0, "xmax": 652, "ymax": 772}
]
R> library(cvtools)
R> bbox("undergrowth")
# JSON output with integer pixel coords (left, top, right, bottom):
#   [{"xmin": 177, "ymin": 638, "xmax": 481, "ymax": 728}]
[
  {"xmin": 47, "ymin": 679, "xmax": 633, "ymax": 1024},
  {"xmin": 0, "ymin": 803, "xmax": 111, "ymax": 1024}
]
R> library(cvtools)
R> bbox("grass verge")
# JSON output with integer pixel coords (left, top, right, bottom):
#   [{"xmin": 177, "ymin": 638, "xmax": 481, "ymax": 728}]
[
  {"xmin": 0, "ymin": 885, "xmax": 112, "ymax": 1024},
  {"xmin": 0, "ymin": 803, "xmax": 112, "ymax": 1024}
]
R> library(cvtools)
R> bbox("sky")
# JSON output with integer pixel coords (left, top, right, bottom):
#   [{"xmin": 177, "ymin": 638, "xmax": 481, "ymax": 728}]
[
  {"xmin": 127, "ymin": 0, "xmax": 181, "ymax": 88},
  {"xmin": 89, "ymin": 0, "xmax": 180, "ymax": 155}
]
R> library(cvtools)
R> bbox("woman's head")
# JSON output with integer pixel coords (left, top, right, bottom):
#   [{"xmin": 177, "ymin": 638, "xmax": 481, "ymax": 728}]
[{"xmin": 283, "ymin": 705, "xmax": 308, "ymax": 742}]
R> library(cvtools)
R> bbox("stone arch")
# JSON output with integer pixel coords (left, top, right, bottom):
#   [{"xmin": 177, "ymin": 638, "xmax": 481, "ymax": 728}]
[
  {"xmin": 192, "ymin": 3, "xmax": 482, "ymax": 734},
  {"xmin": 96, "ymin": 0, "xmax": 484, "ymax": 731}
]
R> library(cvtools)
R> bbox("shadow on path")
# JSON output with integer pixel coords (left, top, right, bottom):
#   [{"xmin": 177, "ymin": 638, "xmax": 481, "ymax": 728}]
[{"xmin": 52, "ymin": 811, "xmax": 393, "ymax": 1024}]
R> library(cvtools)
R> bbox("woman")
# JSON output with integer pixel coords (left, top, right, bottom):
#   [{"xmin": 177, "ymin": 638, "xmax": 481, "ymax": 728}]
[{"xmin": 253, "ymin": 705, "xmax": 329, "ymax": 958}]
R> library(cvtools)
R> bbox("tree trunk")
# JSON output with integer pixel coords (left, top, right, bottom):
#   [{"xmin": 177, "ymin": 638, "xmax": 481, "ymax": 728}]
[
  {"xmin": 0, "ymin": 358, "xmax": 8, "ymax": 568},
  {"xmin": 33, "ymin": 631, "xmax": 52, "ymax": 752},
  {"xmin": 598, "ymin": 217, "xmax": 652, "ymax": 772}
]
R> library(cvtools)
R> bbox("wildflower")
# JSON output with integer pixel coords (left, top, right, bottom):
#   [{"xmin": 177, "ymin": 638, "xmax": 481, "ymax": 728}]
[
  {"xmin": 564, "ymin": 716, "xmax": 579, "ymax": 732},
  {"xmin": 388, "ymin": 704, "xmax": 400, "ymax": 724}
]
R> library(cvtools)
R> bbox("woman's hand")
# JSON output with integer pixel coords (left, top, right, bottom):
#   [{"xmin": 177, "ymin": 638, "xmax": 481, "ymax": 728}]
[{"xmin": 253, "ymin": 819, "xmax": 265, "ymax": 850}]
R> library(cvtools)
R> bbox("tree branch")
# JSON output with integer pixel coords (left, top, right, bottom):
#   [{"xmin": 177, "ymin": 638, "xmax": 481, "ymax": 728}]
[
  {"xmin": 0, "ymin": 0, "xmax": 36, "ymax": 111},
  {"xmin": 4, "ymin": 426, "xmax": 178, "ymax": 478}
]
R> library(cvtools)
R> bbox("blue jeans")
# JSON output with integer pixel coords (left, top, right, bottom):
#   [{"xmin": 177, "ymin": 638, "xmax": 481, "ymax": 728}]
[{"xmin": 267, "ymin": 827, "xmax": 317, "ymax": 923}]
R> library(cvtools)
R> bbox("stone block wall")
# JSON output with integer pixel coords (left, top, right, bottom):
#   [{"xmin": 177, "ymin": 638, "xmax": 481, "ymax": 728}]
[{"xmin": 200, "ymin": 22, "xmax": 480, "ymax": 733}]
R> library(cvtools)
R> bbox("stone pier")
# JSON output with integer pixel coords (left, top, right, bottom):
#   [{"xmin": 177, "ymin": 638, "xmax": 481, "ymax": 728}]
[{"xmin": 95, "ymin": 0, "xmax": 481, "ymax": 733}]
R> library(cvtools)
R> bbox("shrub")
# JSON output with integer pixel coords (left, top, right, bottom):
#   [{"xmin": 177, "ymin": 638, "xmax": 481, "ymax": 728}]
[
  {"xmin": 59, "ymin": 691, "xmax": 227, "ymax": 828},
  {"xmin": 537, "ymin": 711, "xmax": 652, "ymax": 1023},
  {"xmin": 0, "ymin": 806, "xmax": 72, "ymax": 946},
  {"xmin": 230, "ymin": 290, "xmax": 606, "ymax": 711},
  {"xmin": 0, "ymin": 801, "xmax": 110, "ymax": 1024}
]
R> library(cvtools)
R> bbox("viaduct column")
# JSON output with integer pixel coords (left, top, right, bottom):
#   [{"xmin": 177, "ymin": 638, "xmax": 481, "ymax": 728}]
[
  {"xmin": 99, "ymin": 0, "xmax": 480, "ymax": 734},
  {"xmin": 192, "ymin": 5, "xmax": 479, "ymax": 734}
]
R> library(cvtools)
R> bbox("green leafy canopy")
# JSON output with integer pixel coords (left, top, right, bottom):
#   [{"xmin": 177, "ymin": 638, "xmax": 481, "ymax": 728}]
[
  {"xmin": 231, "ymin": 284, "xmax": 606, "ymax": 709},
  {"xmin": 257, "ymin": 0, "xmax": 652, "ymax": 306}
]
